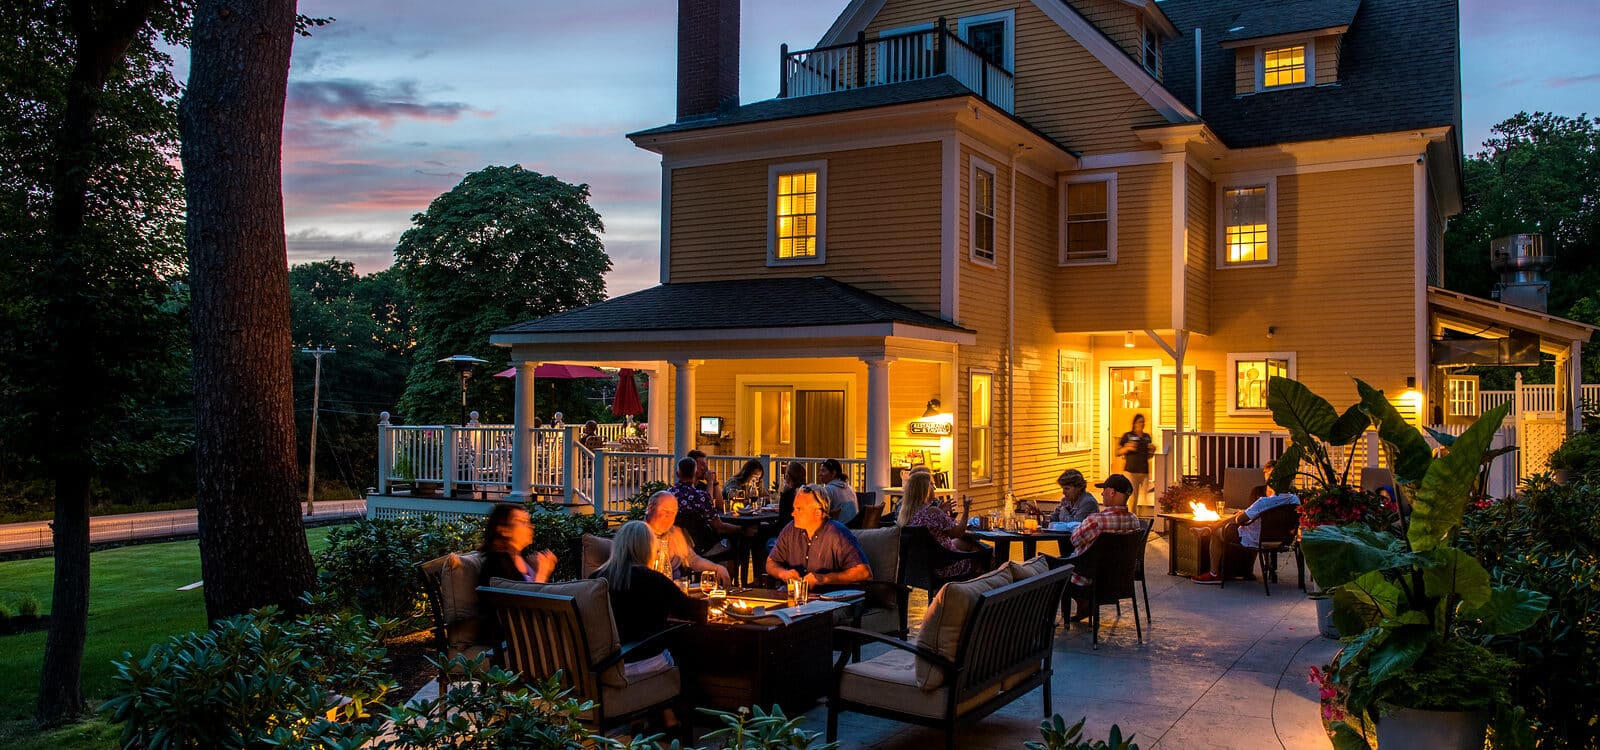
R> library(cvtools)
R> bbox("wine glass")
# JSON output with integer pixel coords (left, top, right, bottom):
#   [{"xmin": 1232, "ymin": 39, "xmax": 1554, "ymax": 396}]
[{"xmin": 700, "ymin": 570, "xmax": 716, "ymax": 594}]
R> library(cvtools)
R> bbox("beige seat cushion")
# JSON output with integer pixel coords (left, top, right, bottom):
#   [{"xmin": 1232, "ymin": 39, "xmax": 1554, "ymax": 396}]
[
  {"xmin": 595, "ymin": 657, "xmax": 680, "ymax": 719},
  {"xmin": 488, "ymin": 577, "xmax": 626, "ymax": 687},
  {"xmin": 1007, "ymin": 555, "xmax": 1051, "ymax": 581},
  {"xmin": 434, "ymin": 551, "xmax": 483, "ymax": 625},
  {"xmin": 840, "ymin": 649, "xmax": 1036, "ymax": 719},
  {"xmin": 581, "ymin": 534, "xmax": 612, "ymax": 578},
  {"xmin": 854, "ymin": 527, "xmax": 900, "ymax": 582},
  {"xmin": 914, "ymin": 565, "xmax": 1013, "ymax": 689}
]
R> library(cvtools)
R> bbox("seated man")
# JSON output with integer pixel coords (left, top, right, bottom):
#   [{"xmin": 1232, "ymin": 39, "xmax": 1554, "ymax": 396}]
[
  {"xmin": 766, "ymin": 484, "xmax": 871, "ymax": 588},
  {"xmin": 670, "ymin": 457, "xmax": 750, "ymax": 558},
  {"xmin": 644, "ymin": 490, "xmax": 732, "ymax": 586},
  {"xmin": 1048, "ymin": 468, "xmax": 1100, "ymax": 523},
  {"xmin": 1191, "ymin": 484, "xmax": 1300, "ymax": 584},
  {"xmin": 818, "ymin": 458, "xmax": 860, "ymax": 526},
  {"xmin": 1060, "ymin": 474, "xmax": 1145, "ymax": 621}
]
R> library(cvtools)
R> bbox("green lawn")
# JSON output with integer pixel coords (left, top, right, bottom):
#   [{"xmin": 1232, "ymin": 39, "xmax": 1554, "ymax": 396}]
[{"xmin": 0, "ymin": 528, "xmax": 335, "ymax": 747}]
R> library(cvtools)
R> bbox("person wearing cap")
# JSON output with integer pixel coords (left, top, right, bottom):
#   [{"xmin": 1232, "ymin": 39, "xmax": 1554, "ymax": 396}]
[
  {"xmin": 1047, "ymin": 469, "xmax": 1099, "ymax": 523},
  {"xmin": 766, "ymin": 483, "xmax": 871, "ymax": 587},
  {"xmin": 1060, "ymin": 474, "xmax": 1145, "ymax": 621}
]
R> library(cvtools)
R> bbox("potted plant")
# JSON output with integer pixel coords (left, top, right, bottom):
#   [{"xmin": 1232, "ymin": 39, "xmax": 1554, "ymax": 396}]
[
  {"xmin": 1155, "ymin": 482, "xmax": 1221, "ymax": 515},
  {"xmin": 1300, "ymin": 401, "xmax": 1549, "ymax": 750}
]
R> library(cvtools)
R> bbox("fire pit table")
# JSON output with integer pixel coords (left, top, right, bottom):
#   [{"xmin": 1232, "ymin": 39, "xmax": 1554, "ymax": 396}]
[{"xmin": 1156, "ymin": 512, "xmax": 1230, "ymax": 576}]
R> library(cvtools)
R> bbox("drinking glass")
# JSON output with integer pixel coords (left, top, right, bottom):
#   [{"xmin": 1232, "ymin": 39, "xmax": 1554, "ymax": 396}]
[{"xmin": 700, "ymin": 570, "xmax": 716, "ymax": 594}]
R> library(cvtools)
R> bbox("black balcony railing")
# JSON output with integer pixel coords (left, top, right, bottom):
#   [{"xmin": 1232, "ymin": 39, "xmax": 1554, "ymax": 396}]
[{"xmin": 779, "ymin": 18, "xmax": 1014, "ymax": 113}]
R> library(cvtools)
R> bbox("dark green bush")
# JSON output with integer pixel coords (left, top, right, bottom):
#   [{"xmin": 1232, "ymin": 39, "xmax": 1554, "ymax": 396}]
[
  {"xmin": 1460, "ymin": 478, "xmax": 1600, "ymax": 748},
  {"xmin": 1546, "ymin": 430, "xmax": 1600, "ymax": 480},
  {"xmin": 1025, "ymin": 715, "xmax": 1140, "ymax": 750},
  {"xmin": 103, "ymin": 599, "xmax": 396, "ymax": 750},
  {"xmin": 527, "ymin": 502, "xmax": 609, "ymax": 581},
  {"xmin": 15, "ymin": 593, "xmax": 39, "ymax": 617},
  {"xmin": 315, "ymin": 515, "xmax": 481, "ymax": 621}
]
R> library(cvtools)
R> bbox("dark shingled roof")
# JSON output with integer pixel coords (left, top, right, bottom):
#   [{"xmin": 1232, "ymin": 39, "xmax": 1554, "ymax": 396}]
[
  {"xmin": 629, "ymin": 76, "xmax": 975, "ymax": 138},
  {"xmin": 1218, "ymin": 0, "xmax": 1362, "ymax": 43},
  {"xmin": 494, "ymin": 276, "xmax": 971, "ymax": 335},
  {"xmin": 1159, "ymin": 0, "xmax": 1461, "ymax": 150}
]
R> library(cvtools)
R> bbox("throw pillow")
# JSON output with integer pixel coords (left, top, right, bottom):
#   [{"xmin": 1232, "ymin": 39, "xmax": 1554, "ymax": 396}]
[
  {"xmin": 913, "ymin": 565, "xmax": 1013, "ymax": 690},
  {"xmin": 1006, "ymin": 555, "xmax": 1051, "ymax": 581}
]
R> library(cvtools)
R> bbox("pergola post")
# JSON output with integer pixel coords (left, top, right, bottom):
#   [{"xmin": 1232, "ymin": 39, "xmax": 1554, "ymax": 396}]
[
  {"xmin": 508, "ymin": 360, "xmax": 538, "ymax": 501},
  {"xmin": 1567, "ymin": 338, "xmax": 1584, "ymax": 435},
  {"xmin": 673, "ymin": 359, "xmax": 698, "ymax": 457},
  {"xmin": 863, "ymin": 355, "xmax": 894, "ymax": 495}
]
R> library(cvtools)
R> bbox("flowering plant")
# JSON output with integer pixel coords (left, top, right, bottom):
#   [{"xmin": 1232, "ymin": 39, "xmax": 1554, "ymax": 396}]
[
  {"xmin": 1296, "ymin": 485, "xmax": 1397, "ymax": 531},
  {"xmin": 1156, "ymin": 483, "xmax": 1221, "ymax": 514}
]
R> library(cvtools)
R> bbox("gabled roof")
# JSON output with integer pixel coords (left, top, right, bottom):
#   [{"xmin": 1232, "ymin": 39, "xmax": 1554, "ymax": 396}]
[
  {"xmin": 493, "ymin": 276, "xmax": 972, "ymax": 338},
  {"xmin": 1429, "ymin": 287, "xmax": 1596, "ymax": 352},
  {"xmin": 1217, "ymin": 0, "xmax": 1361, "ymax": 46}
]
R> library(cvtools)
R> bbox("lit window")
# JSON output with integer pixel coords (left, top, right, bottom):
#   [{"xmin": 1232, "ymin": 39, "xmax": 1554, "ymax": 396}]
[
  {"xmin": 1229, "ymin": 354, "xmax": 1293, "ymax": 412},
  {"xmin": 972, "ymin": 161, "xmax": 996, "ymax": 264},
  {"xmin": 768, "ymin": 161, "xmax": 826, "ymax": 265},
  {"xmin": 1263, "ymin": 45, "xmax": 1307, "ymax": 88},
  {"xmin": 1447, "ymin": 377, "xmax": 1479, "ymax": 417},
  {"xmin": 1062, "ymin": 176, "xmax": 1115, "ymax": 264},
  {"xmin": 970, "ymin": 371, "xmax": 993, "ymax": 483},
  {"xmin": 1223, "ymin": 186, "xmax": 1270, "ymax": 265},
  {"xmin": 1059, "ymin": 352, "xmax": 1092, "ymax": 452}
]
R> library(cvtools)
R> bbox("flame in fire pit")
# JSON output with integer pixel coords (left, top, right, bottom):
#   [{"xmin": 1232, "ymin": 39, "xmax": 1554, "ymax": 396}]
[{"xmin": 1189, "ymin": 501, "xmax": 1221, "ymax": 521}]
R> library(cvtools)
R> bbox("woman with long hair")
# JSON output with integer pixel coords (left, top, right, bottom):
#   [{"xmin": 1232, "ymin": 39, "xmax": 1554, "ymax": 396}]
[
  {"xmin": 723, "ymin": 459, "xmax": 766, "ymax": 502},
  {"xmin": 899, "ymin": 470, "xmax": 987, "ymax": 578},
  {"xmin": 591, "ymin": 521, "xmax": 708, "ymax": 644},
  {"xmin": 476, "ymin": 503, "xmax": 556, "ymax": 586}
]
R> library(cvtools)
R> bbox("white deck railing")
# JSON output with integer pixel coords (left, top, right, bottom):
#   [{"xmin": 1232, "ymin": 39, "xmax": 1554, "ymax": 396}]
[{"xmin": 780, "ymin": 24, "xmax": 1014, "ymax": 113}]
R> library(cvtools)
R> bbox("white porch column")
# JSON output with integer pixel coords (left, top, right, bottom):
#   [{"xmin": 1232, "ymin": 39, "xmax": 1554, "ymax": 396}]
[
  {"xmin": 1568, "ymin": 339, "xmax": 1584, "ymax": 435},
  {"xmin": 863, "ymin": 355, "xmax": 894, "ymax": 496},
  {"xmin": 672, "ymin": 359, "xmax": 697, "ymax": 457},
  {"xmin": 646, "ymin": 363, "xmax": 669, "ymax": 451},
  {"xmin": 508, "ymin": 360, "xmax": 538, "ymax": 501}
]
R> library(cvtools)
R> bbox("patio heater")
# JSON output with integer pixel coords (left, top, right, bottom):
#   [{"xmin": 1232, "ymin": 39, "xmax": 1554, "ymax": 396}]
[{"xmin": 438, "ymin": 354, "xmax": 488, "ymax": 425}]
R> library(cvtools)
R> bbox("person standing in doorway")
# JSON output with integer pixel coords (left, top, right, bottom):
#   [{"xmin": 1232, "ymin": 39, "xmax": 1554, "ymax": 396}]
[{"xmin": 1116, "ymin": 414, "xmax": 1154, "ymax": 515}]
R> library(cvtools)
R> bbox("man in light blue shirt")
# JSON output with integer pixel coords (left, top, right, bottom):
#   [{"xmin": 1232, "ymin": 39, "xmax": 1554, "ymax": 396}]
[{"xmin": 1191, "ymin": 484, "xmax": 1299, "ymax": 584}]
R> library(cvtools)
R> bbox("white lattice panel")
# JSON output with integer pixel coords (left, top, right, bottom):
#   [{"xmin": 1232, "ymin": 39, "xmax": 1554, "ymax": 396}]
[{"xmin": 1520, "ymin": 416, "xmax": 1566, "ymax": 477}]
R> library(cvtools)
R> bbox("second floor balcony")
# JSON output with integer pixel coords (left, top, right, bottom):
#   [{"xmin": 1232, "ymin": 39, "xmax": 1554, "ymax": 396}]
[{"xmin": 779, "ymin": 20, "xmax": 1014, "ymax": 114}]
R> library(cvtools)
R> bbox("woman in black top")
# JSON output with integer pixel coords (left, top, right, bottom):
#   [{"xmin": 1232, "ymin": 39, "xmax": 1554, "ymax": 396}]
[
  {"xmin": 591, "ymin": 521, "xmax": 707, "ymax": 647},
  {"xmin": 476, "ymin": 503, "xmax": 557, "ymax": 586}
]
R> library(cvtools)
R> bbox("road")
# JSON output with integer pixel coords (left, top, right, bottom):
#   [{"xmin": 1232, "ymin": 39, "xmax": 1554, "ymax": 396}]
[{"xmin": 0, "ymin": 499, "xmax": 366, "ymax": 553}]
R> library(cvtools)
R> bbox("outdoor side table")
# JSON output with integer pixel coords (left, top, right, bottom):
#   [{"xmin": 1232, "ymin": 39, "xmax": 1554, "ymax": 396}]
[{"xmin": 673, "ymin": 591, "xmax": 835, "ymax": 714}]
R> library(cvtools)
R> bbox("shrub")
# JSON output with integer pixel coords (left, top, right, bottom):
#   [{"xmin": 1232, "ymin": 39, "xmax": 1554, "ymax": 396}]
[
  {"xmin": 315, "ymin": 515, "xmax": 481, "ymax": 621},
  {"xmin": 1546, "ymin": 430, "xmax": 1600, "ymax": 480},
  {"xmin": 1025, "ymin": 715, "xmax": 1140, "ymax": 750},
  {"xmin": 0, "ymin": 602, "xmax": 10, "ymax": 620},
  {"xmin": 15, "ymin": 594, "xmax": 39, "ymax": 617},
  {"xmin": 527, "ymin": 502, "xmax": 608, "ymax": 582},
  {"xmin": 103, "ymin": 599, "xmax": 395, "ymax": 750},
  {"xmin": 1296, "ymin": 485, "xmax": 1397, "ymax": 532},
  {"xmin": 1459, "ymin": 478, "xmax": 1600, "ymax": 748},
  {"xmin": 696, "ymin": 705, "xmax": 837, "ymax": 750},
  {"xmin": 624, "ymin": 480, "xmax": 669, "ymax": 521}
]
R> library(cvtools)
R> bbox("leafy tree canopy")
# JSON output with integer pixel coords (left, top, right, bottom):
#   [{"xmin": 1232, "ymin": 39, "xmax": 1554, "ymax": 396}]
[{"xmin": 393, "ymin": 165, "xmax": 610, "ymax": 423}]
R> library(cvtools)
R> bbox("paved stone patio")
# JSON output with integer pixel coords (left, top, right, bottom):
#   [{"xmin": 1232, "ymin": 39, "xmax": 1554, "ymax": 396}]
[{"xmin": 801, "ymin": 532, "xmax": 1339, "ymax": 749}]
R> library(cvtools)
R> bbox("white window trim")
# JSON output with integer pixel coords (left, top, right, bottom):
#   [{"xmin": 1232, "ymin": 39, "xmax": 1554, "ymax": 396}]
[
  {"xmin": 1226, "ymin": 352, "xmax": 1297, "ymax": 416},
  {"xmin": 767, "ymin": 160, "xmax": 827, "ymax": 267},
  {"xmin": 1255, "ymin": 40, "xmax": 1315, "ymax": 92},
  {"xmin": 958, "ymin": 10, "xmax": 1014, "ymax": 72},
  {"xmin": 1216, "ymin": 177, "xmax": 1278, "ymax": 269},
  {"xmin": 969, "ymin": 368, "xmax": 994, "ymax": 485},
  {"xmin": 1058, "ymin": 350, "xmax": 1093, "ymax": 453},
  {"xmin": 1446, "ymin": 375, "xmax": 1480, "ymax": 417},
  {"xmin": 1140, "ymin": 20, "xmax": 1160, "ymax": 77},
  {"xmin": 1060, "ymin": 172, "xmax": 1118, "ymax": 266},
  {"xmin": 969, "ymin": 156, "xmax": 997, "ymax": 267}
]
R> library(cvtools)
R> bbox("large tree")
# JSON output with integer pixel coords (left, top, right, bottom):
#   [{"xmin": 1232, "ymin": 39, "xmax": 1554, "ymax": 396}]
[
  {"xmin": 180, "ymin": 0, "xmax": 316, "ymax": 620},
  {"xmin": 289, "ymin": 259, "xmax": 413, "ymax": 492},
  {"xmin": 393, "ymin": 165, "xmax": 610, "ymax": 424},
  {"xmin": 0, "ymin": 0, "xmax": 191, "ymax": 725}
]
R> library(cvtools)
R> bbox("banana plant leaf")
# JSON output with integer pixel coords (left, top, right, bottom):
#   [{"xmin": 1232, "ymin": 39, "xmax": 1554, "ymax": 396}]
[
  {"xmin": 1355, "ymin": 379, "xmax": 1433, "ymax": 485},
  {"xmin": 1409, "ymin": 402, "xmax": 1511, "ymax": 552},
  {"xmin": 1268, "ymin": 376, "xmax": 1340, "ymax": 446},
  {"xmin": 1463, "ymin": 586, "xmax": 1551, "ymax": 635}
]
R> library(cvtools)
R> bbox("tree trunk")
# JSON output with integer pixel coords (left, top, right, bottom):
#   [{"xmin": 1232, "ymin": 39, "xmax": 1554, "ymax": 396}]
[
  {"xmin": 35, "ymin": 0, "xmax": 160, "ymax": 727},
  {"xmin": 180, "ymin": 0, "xmax": 315, "ymax": 620}
]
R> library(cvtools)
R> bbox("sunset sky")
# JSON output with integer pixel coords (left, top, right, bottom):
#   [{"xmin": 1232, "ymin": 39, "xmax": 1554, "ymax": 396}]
[{"xmin": 197, "ymin": 1, "xmax": 1599, "ymax": 296}]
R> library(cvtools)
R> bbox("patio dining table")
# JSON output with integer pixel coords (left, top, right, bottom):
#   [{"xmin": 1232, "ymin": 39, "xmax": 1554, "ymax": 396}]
[
  {"xmin": 966, "ymin": 527, "xmax": 1076, "ymax": 566},
  {"xmin": 672, "ymin": 587, "xmax": 860, "ymax": 712}
]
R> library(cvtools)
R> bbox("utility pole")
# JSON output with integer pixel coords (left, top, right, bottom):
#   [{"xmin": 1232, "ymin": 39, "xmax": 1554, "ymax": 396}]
[{"xmin": 302, "ymin": 347, "xmax": 335, "ymax": 515}]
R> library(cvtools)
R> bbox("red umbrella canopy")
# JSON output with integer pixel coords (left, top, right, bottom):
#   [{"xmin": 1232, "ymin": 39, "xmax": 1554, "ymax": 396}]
[
  {"xmin": 493, "ymin": 364, "xmax": 611, "ymax": 379},
  {"xmin": 611, "ymin": 368, "xmax": 643, "ymax": 416}
]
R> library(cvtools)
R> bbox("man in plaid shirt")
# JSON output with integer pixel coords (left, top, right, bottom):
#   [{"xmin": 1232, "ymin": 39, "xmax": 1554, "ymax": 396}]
[{"xmin": 1062, "ymin": 474, "xmax": 1144, "ymax": 620}]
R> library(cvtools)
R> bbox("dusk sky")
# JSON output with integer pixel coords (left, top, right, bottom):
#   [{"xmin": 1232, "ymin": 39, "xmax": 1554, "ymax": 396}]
[{"xmin": 193, "ymin": 1, "xmax": 1599, "ymax": 296}]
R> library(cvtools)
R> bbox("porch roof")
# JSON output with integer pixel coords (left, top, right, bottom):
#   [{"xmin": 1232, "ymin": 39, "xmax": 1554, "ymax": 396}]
[
  {"xmin": 491, "ymin": 276, "xmax": 976, "ymax": 346},
  {"xmin": 1428, "ymin": 286, "xmax": 1597, "ymax": 354}
]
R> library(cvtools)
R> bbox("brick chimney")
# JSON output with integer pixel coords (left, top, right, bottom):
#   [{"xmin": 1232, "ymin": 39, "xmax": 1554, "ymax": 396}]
[{"xmin": 677, "ymin": 0, "xmax": 740, "ymax": 121}]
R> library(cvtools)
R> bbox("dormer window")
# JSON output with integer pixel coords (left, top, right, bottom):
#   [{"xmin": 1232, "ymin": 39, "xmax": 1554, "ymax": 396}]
[
  {"xmin": 1261, "ymin": 44, "xmax": 1309, "ymax": 88},
  {"xmin": 1141, "ymin": 25, "xmax": 1161, "ymax": 77}
]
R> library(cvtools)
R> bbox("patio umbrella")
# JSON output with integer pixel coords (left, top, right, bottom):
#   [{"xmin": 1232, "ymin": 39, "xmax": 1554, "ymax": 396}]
[
  {"xmin": 492, "ymin": 363, "xmax": 611, "ymax": 379},
  {"xmin": 611, "ymin": 368, "xmax": 643, "ymax": 418}
]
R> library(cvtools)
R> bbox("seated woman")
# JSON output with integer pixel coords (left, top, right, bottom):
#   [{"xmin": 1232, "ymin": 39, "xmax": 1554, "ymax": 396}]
[
  {"xmin": 1047, "ymin": 468, "xmax": 1099, "ymax": 523},
  {"xmin": 591, "ymin": 521, "xmax": 709, "ymax": 649},
  {"xmin": 476, "ymin": 503, "xmax": 557, "ymax": 586},
  {"xmin": 722, "ymin": 459, "xmax": 766, "ymax": 503},
  {"xmin": 897, "ymin": 470, "xmax": 988, "ymax": 578}
]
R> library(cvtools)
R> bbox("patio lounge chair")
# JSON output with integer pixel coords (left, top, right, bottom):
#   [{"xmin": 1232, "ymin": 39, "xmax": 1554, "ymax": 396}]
[
  {"xmin": 1220, "ymin": 504, "xmax": 1305, "ymax": 595},
  {"xmin": 1054, "ymin": 530, "xmax": 1144, "ymax": 648},
  {"xmin": 478, "ymin": 581, "xmax": 691, "ymax": 741},
  {"xmin": 827, "ymin": 565, "xmax": 1073, "ymax": 750},
  {"xmin": 417, "ymin": 551, "xmax": 490, "ymax": 685},
  {"xmin": 850, "ymin": 526, "xmax": 912, "ymax": 639}
]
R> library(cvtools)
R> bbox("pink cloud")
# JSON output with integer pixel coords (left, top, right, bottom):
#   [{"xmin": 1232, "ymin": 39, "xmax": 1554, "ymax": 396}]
[
  {"xmin": 287, "ymin": 79, "xmax": 476, "ymax": 126},
  {"xmin": 1545, "ymin": 73, "xmax": 1600, "ymax": 88}
]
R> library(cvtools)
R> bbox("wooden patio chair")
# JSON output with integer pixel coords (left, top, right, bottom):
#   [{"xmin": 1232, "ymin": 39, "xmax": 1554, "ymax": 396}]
[
  {"xmin": 1053, "ymin": 531, "xmax": 1145, "ymax": 648},
  {"xmin": 416, "ymin": 551, "xmax": 490, "ymax": 686},
  {"xmin": 1220, "ymin": 505, "xmax": 1305, "ymax": 595},
  {"xmin": 900, "ymin": 526, "xmax": 993, "ymax": 599},
  {"xmin": 478, "ymin": 582, "xmax": 691, "ymax": 741}
]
